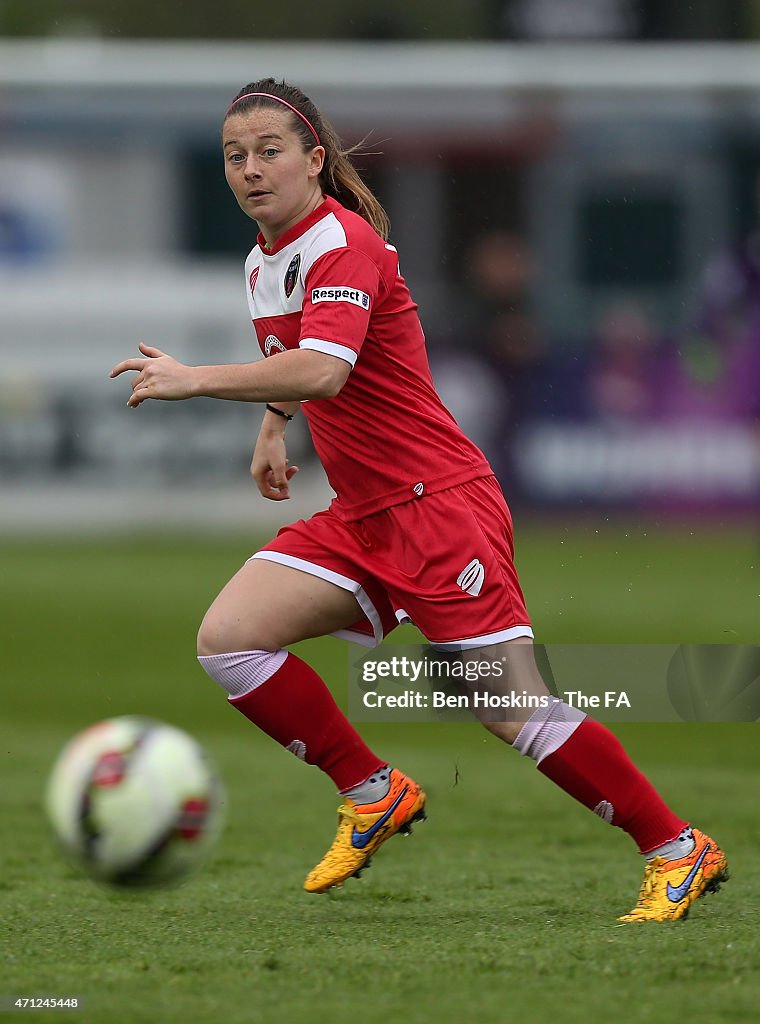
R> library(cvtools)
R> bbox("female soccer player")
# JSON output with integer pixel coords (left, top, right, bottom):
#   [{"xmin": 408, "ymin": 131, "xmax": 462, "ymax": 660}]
[{"xmin": 110, "ymin": 78, "xmax": 727, "ymax": 921}]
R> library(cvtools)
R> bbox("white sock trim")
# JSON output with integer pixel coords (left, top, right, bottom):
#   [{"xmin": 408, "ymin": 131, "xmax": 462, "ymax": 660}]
[
  {"xmin": 513, "ymin": 699, "xmax": 587, "ymax": 765},
  {"xmin": 197, "ymin": 648, "xmax": 288, "ymax": 699}
]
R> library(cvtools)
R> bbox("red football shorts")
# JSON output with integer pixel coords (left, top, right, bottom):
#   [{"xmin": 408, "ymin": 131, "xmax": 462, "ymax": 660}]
[{"xmin": 252, "ymin": 475, "xmax": 533, "ymax": 649}]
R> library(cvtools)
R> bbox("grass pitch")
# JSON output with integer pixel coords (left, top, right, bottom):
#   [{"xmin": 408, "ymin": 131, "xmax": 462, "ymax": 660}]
[{"xmin": 1, "ymin": 521, "xmax": 758, "ymax": 1024}]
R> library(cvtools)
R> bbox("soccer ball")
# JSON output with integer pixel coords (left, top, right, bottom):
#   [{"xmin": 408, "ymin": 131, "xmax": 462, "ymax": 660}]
[{"xmin": 45, "ymin": 716, "xmax": 225, "ymax": 887}]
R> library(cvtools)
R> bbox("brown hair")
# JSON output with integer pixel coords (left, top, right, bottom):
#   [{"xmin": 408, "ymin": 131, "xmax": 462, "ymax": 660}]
[{"xmin": 225, "ymin": 78, "xmax": 390, "ymax": 241}]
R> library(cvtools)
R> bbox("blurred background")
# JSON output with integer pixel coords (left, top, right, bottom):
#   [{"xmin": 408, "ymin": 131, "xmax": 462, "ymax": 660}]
[{"xmin": 1, "ymin": 1, "xmax": 759, "ymax": 531}]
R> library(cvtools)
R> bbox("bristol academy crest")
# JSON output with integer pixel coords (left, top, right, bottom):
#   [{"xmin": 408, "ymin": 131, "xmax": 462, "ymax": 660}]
[{"xmin": 284, "ymin": 252, "xmax": 301, "ymax": 298}]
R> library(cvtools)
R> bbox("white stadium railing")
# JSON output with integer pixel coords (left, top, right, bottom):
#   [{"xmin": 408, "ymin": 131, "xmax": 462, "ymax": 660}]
[{"xmin": 4, "ymin": 40, "xmax": 760, "ymax": 91}]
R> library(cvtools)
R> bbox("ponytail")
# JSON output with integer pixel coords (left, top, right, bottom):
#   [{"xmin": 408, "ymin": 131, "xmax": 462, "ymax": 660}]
[{"xmin": 317, "ymin": 120, "xmax": 390, "ymax": 241}]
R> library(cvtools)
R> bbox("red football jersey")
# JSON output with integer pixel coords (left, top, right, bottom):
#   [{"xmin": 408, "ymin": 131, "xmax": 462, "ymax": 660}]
[{"xmin": 243, "ymin": 195, "xmax": 491, "ymax": 520}]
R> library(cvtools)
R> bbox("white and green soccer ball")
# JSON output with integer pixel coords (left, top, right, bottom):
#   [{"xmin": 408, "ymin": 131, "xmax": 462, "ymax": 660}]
[{"xmin": 45, "ymin": 716, "xmax": 225, "ymax": 887}]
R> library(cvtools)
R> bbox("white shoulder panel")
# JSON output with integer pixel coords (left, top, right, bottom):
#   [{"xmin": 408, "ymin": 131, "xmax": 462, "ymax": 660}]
[{"xmin": 300, "ymin": 213, "xmax": 348, "ymax": 279}]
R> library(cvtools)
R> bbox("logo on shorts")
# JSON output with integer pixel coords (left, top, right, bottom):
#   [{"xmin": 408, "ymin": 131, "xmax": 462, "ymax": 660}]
[
  {"xmin": 413, "ymin": 482, "xmax": 424, "ymax": 497},
  {"xmin": 264, "ymin": 334, "xmax": 286, "ymax": 355},
  {"xmin": 284, "ymin": 253, "xmax": 301, "ymax": 298},
  {"xmin": 311, "ymin": 286, "xmax": 370, "ymax": 310},
  {"xmin": 456, "ymin": 558, "xmax": 485, "ymax": 597}
]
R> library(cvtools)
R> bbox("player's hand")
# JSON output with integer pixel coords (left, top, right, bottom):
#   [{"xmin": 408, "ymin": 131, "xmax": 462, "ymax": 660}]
[
  {"xmin": 251, "ymin": 431, "xmax": 299, "ymax": 500},
  {"xmin": 109, "ymin": 343, "xmax": 199, "ymax": 407}
]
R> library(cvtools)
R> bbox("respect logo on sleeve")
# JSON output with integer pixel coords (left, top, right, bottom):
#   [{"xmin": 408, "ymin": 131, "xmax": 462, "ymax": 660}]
[{"xmin": 311, "ymin": 286, "xmax": 370, "ymax": 310}]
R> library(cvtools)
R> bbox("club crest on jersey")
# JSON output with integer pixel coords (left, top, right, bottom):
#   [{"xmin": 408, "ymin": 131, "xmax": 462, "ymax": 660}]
[
  {"xmin": 284, "ymin": 253, "xmax": 301, "ymax": 298},
  {"xmin": 248, "ymin": 266, "xmax": 260, "ymax": 298}
]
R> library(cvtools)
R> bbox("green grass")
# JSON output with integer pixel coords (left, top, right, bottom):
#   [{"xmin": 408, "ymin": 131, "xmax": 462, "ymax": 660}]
[{"xmin": 1, "ymin": 523, "xmax": 758, "ymax": 1024}]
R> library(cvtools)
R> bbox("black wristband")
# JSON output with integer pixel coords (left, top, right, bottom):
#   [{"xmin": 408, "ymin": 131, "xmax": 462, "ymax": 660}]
[{"xmin": 266, "ymin": 404, "xmax": 294, "ymax": 422}]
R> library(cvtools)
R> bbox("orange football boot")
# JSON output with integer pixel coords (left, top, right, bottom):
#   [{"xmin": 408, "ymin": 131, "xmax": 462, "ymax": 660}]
[
  {"xmin": 304, "ymin": 769, "xmax": 426, "ymax": 894},
  {"xmin": 618, "ymin": 828, "xmax": 728, "ymax": 922}
]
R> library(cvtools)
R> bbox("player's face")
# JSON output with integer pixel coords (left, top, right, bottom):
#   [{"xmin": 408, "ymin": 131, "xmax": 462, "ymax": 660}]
[{"xmin": 222, "ymin": 108, "xmax": 325, "ymax": 244}]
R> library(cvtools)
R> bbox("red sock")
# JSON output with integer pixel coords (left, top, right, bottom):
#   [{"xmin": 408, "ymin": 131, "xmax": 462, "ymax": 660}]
[
  {"xmin": 228, "ymin": 652, "xmax": 384, "ymax": 791},
  {"xmin": 538, "ymin": 718, "xmax": 687, "ymax": 853}
]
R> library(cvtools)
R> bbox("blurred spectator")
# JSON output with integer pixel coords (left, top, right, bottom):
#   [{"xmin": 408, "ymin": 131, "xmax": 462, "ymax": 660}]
[
  {"xmin": 585, "ymin": 301, "xmax": 662, "ymax": 422},
  {"xmin": 661, "ymin": 174, "xmax": 760, "ymax": 424},
  {"xmin": 429, "ymin": 351, "xmax": 506, "ymax": 456},
  {"xmin": 458, "ymin": 229, "xmax": 547, "ymax": 417},
  {"xmin": 435, "ymin": 229, "xmax": 547, "ymax": 486}
]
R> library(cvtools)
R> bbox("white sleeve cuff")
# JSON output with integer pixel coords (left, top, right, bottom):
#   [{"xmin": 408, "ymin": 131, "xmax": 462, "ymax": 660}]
[{"xmin": 299, "ymin": 337, "xmax": 358, "ymax": 367}]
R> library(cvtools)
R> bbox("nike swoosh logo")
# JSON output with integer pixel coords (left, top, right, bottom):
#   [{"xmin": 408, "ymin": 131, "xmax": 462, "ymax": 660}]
[
  {"xmin": 666, "ymin": 843, "xmax": 710, "ymax": 903},
  {"xmin": 351, "ymin": 787, "xmax": 408, "ymax": 850}
]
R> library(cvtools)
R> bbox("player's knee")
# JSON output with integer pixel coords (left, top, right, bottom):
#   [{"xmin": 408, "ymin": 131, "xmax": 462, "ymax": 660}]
[
  {"xmin": 196, "ymin": 607, "xmax": 277, "ymax": 657},
  {"xmin": 196, "ymin": 613, "xmax": 226, "ymax": 657}
]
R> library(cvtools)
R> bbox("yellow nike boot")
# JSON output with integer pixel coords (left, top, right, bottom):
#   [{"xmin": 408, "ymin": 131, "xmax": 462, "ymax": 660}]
[
  {"xmin": 304, "ymin": 769, "xmax": 426, "ymax": 894},
  {"xmin": 618, "ymin": 828, "xmax": 728, "ymax": 922}
]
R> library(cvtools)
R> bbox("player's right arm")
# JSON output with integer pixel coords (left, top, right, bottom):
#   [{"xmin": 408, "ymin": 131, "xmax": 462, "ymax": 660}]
[{"xmin": 251, "ymin": 403, "xmax": 300, "ymax": 501}]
